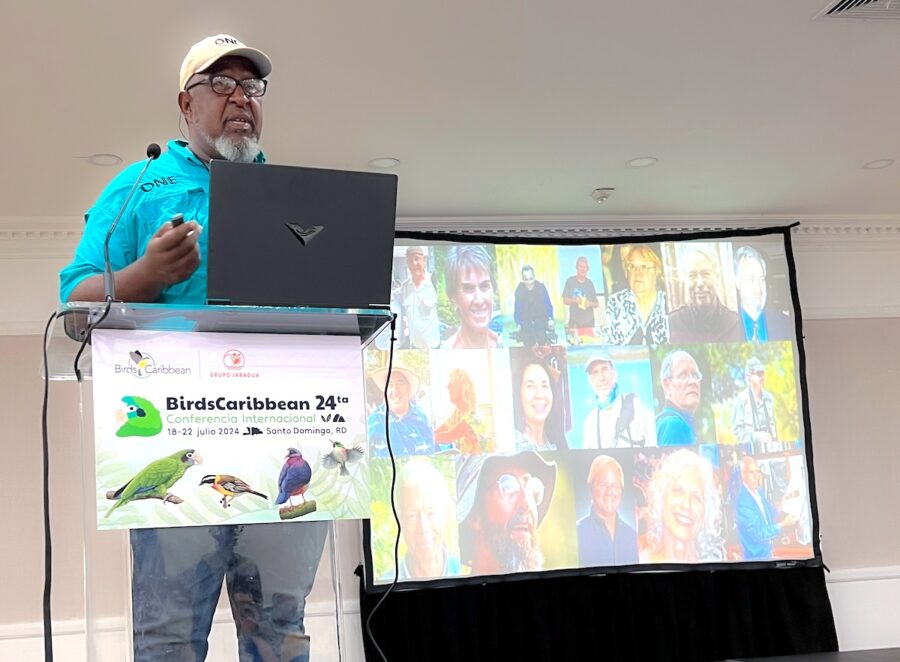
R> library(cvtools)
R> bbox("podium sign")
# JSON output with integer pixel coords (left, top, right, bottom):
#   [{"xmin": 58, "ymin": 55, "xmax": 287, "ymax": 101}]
[{"xmin": 91, "ymin": 328, "xmax": 370, "ymax": 530}]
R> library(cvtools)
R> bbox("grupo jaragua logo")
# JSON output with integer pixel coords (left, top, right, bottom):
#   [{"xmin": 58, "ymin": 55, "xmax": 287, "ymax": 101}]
[
  {"xmin": 210, "ymin": 348, "xmax": 259, "ymax": 378},
  {"xmin": 115, "ymin": 349, "xmax": 192, "ymax": 378}
]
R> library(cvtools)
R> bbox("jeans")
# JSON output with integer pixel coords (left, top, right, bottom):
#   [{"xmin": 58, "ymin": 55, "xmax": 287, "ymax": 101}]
[{"xmin": 131, "ymin": 521, "xmax": 329, "ymax": 662}]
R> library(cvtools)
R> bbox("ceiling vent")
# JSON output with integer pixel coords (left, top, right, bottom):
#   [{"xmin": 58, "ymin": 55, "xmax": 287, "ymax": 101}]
[{"xmin": 818, "ymin": 0, "xmax": 900, "ymax": 20}]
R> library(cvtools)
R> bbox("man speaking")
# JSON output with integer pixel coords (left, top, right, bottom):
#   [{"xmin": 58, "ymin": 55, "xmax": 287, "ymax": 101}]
[{"xmin": 60, "ymin": 35, "xmax": 327, "ymax": 662}]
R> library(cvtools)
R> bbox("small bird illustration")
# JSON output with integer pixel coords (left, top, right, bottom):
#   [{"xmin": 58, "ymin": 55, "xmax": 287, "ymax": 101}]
[
  {"xmin": 275, "ymin": 447, "xmax": 312, "ymax": 508},
  {"xmin": 115, "ymin": 395, "xmax": 163, "ymax": 437},
  {"xmin": 129, "ymin": 350, "xmax": 152, "ymax": 374},
  {"xmin": 321, "ymin": 441, "xmax": 365, "ymax": 477},
  {"xmin": 105, "ymin": 449, "xmax": 202, "ymax": 518},
  {"xmin": 199, "ymin": 474, "xmax": 268, "ymax": 508}
]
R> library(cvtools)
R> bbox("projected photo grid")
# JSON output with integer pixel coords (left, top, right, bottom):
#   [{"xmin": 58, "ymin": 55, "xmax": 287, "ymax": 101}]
[{"xmin": 364, "ymin": 237, "xmax": 814, "ymax": 585}]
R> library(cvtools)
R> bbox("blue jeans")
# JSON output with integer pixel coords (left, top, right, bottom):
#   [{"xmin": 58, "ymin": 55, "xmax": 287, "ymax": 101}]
[{"xmin": 130, "ymin": 521, "xmax": 328, "ymax": 662}]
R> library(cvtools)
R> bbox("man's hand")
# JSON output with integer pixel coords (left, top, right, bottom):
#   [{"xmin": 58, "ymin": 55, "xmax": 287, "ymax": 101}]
[
  {"xmin": 66, "ymin": 219, "xmax": 203, "ymax": 303},
  {"xmin": 136, "ymin": 220, "xmax": 202, "ymax": 288}
]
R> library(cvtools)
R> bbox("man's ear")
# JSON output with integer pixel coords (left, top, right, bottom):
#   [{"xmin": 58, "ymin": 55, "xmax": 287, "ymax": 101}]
[{"xmin": 177, "ymin": 91, "xmax": 193, "ymax": 124}]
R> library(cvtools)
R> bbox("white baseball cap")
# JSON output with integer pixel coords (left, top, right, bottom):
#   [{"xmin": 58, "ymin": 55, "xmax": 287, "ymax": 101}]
[{"xmin": 179, "ymin": 34, "xmax": 272, "ymax": 91}]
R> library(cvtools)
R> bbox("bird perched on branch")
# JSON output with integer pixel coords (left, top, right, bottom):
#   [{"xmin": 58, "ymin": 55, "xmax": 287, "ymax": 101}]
[
  {"xmin": 200, "ymin": 474, "xmax": 268, "ymax": 508},
  {"xmin": 105, "ymin": 449, "xmax": 202, "ymax": 518},
  {"xmin": 321, "ymin": 440, "xmax": 365, "ymax": 476},
  {"xmin": 276, "ymin": 447, "xmax": 312, "ymax": 508}
]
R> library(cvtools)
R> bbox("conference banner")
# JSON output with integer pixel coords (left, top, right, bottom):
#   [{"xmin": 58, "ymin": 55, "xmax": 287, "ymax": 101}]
[
  {"xmin": 91, "ymin": 329, "xmax": 369, "ymax": 530},
  {"xmin": 363, "ymin": 226, "xmax": 819, "ymax": 589}
]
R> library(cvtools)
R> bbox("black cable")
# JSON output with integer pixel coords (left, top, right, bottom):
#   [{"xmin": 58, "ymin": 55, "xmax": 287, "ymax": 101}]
[
  {"xmin": 41, "ymin": 310, "xmax": 58, "ymax": 662},
  {"xmin": 73, "ymin": 298, "xmax": 112, "ymax": 383},
  {"xmin": 364, "ymin": 314, "xmax": 401, "ymax": 662}
]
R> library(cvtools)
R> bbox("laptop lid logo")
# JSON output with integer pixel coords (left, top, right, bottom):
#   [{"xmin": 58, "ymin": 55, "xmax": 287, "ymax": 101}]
[{"xmin": 285, "ymin": 223, "xmax": 324, "ymax": 246}]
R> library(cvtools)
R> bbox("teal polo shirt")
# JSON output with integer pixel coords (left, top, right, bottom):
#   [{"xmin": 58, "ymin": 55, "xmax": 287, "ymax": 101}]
[{"xmin": 59, "ymin": 140, "xmax": 264, "ymax": 305}]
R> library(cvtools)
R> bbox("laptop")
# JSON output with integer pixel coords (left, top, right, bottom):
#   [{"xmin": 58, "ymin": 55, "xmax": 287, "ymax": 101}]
[{"xmin": 207, "ymin": 160, "xmax": 398, "ymax": 309}]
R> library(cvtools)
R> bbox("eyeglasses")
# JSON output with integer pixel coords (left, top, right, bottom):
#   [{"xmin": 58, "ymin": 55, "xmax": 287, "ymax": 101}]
[
  {"xmin": 497, "ymin": 473, "xmax": 544, "ymax": 507},
  {"xmin": 672, "ymin": 370, "xmax": 703, "ymax": 383},
  {"xmin": 185, "ymin": 74, "xmax": 268, "ymax": 98},
  {"xmin": 625, "ymin": 262, "xmax": 656, "ymax": 274}
]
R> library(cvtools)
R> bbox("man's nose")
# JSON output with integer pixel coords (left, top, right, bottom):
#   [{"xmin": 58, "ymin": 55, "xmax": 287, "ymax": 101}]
[{"xmin": 228, "ymin": 85, "xmax": 250, "ymax": 105}]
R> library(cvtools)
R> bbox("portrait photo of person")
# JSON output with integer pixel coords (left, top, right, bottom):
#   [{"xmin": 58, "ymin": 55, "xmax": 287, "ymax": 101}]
[
  {"xmin": 440, "ymin": 245, "xmax": 503, "ymax": 350},
  {"xmin": 571, "ymin": 348, "xmax": 656, "ymax": 449},
  {"xmin": 397, "ymin": 245, "xmax": 441, "ymax": 349},
  {"xmin": 733, "ymin": 244, "xmax": 793, "ymax": 343},
  {"xmin": 433, "ymin": 368, "xmax": 493, "ymax": 454},
  {"xmin": 392, "ymin": 457, "xmax": 462, "ymax": 579},
  {"xmin": 560, "ymin": 250, "xmax": 603, "ymax": 339},
  {"xmin": 576, "ymin": 454, "xmax": 639, "ymax": 567},
  {"xmin": 637, "ymin": 448, "xmax": 724, "ymax": 564},
  {"xmin": 665, "ymin": 242, "xmax": 743, "ymax": 344},
  {"xmin": 653, "ymin": 348, "xmax": 716, "ymax": 446},
  {"xmin": 510, "ymin": 346, "xmax": 570, "ymax": 452},
  {"xmin": 513, "ymin": 264, "xmax": 556, "ymax": 346},
  {"xmin": 367, "ymin": 352, "xmax": 435, "ymax": 458},
  {"xmin": 732, "ymin": 455, "xmax": 797, "ymax": 561},
  {"xmin": 706, "ymin": 341, "xmax": 800, "ymax": 449},
  {"xmin": 456, "ymin": 451, "xmax": 557, "ymax": 575},
  {"xmin": 605, "ymin": 243, "xmax": 670, "ymax": 346}
]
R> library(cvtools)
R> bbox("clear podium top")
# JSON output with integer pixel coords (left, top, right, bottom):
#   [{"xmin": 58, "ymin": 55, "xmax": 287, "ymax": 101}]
[{"xmin": 47, "ymin": 301, "xmax": 393, "ymax": 381}]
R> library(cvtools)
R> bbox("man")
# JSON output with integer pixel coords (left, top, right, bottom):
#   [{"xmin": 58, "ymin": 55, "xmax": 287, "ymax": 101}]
[
  {"xmin": 368, "ymin": 362, "xmax": 435, "ymax": 457},
  {"xmin": 656, "ymin": 350, "xmax": 703, "ymax": 445},
  {"xmin": 668, "ymin": 247, "xmax": 743, "ymax": 344},
  {"xmin": 731, "ymin": 357, "xmax": 778, "ymax": 446},
  {"xmin": 513, "ymin": 264, "xmax": 554, "ymax": 346},
  {"xmin": 59, "ymin": 35, "xmax": 327, "ymax": 662},
  {"xmin": 457, "ymin": 451, "xmax": 557, "ymax": 574},
  {"xmin": 580, "ymin": 350, "xmax": 655, "ymax": 448},
  {"xmin": 735, "ymin": 456, "xmax": 795, "ymax": 560},
  {"xmin": 734, "ymin": 246, "xmax": 793, "ymax": 342},
  {"xmin": 398, "ymin": 246, "xmax": 440, "ymax": 349},
  {"xmin": 391, "ymin": 458, "xmax": 461, "ymax": 579},
  {"xmin": 562, "ymin": 256, "xmax": 600, "ymax": 333},
  {"xmin": 576, "ymin": 455, "xmax": 639, "ymax": 566}
]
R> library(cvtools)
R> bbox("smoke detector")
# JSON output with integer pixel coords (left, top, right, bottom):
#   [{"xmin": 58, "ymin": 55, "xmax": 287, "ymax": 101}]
[{"xmin": 591, "ymin": 188, "xmax": 615, "ymax": 204}]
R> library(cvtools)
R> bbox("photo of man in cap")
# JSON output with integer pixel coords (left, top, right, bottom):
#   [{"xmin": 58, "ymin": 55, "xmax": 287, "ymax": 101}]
[
  {"xmin": 368, "ymin": 358, "xmax": 435, "ymax": 457},
  {"xmin": 580, "ymin": 349, "xmax": 656, "ymax": 449},
  {"xmin": 398, "ymin": 246, "xmax": 440, "ymax": 349},
  {"xmin": 456, "ymin": 451, "xmax": 557, "ymax": 574},
  {"xmin": 731, "ymin": 357, "xmax": 778, "ymax": 447}
]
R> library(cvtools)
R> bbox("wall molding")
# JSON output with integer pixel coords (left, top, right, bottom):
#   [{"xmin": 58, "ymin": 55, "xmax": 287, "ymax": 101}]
[{"xmin": 2, "ymin": 214, "xmax": 900, "ymax": 255}]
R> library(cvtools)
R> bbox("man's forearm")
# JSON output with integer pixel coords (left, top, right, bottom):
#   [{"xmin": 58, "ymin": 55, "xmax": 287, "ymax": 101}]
[{"xmin": 67, "ymin": 261, "xmax": 165, "ymax": 303}]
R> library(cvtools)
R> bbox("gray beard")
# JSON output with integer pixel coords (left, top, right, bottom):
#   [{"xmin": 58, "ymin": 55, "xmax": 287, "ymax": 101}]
[
  {"xmin": 486, "ymin": 526, "xmax": 544, "ymax": 572},
  {"xmin": 207, "ymin": 133, "xmax": 261, "ymax": 163}
]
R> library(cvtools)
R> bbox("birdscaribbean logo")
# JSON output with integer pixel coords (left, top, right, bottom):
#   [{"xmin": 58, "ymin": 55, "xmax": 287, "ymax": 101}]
[
  {"xmin": 128, "ymin": 350, "xmax": 155, "ymax": 378},
  {"xmin": 115, "ymin": 395, "xmax": 163, "ymax": 437},
  {"xmin": 115, "ymin": 349, "xmax": 192, "ymax": 378}
]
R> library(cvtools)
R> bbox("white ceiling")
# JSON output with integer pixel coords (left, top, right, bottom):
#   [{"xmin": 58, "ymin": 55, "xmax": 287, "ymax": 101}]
[{"xmin": 3, "ymin": 0, "xmax": 900, "ymax": 222}]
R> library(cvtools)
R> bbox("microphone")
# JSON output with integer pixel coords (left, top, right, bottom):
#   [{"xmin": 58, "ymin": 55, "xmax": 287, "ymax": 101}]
[{"xmin": 103, "ymin": 143, "xmax": 162, "ymax": 301}]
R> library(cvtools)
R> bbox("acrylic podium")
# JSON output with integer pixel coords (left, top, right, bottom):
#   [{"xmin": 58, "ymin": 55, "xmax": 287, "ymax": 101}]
[{"xmin": 45, "ymin": 301, "xmax": 393, "ymax": 662}]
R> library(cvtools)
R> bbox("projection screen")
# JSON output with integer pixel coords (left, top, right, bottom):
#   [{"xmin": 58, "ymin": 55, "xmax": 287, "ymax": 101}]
[{"xmin": 362, "ymin": 227, "xmax": 819, "ymax": 589}]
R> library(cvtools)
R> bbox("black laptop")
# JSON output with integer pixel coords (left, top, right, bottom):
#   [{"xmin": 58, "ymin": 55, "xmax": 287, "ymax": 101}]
[{"xmin": 207, "ymin": 160, "xmax": 397, "ymax": 309}]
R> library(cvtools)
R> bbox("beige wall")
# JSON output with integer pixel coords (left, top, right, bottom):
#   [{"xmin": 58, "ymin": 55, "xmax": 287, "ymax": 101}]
[
  {"xmin": 4, "ymin": 315, "xmax": 899, "ymax": 625},
  {"xmin": 803, "ymin": 317, "xmax": 900, "ymax": 569}
]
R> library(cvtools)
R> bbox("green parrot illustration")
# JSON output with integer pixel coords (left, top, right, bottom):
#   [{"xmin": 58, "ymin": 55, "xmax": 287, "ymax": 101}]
[
  {"xmin": 104, "ymin": 449, "xmax": 203, "ymax": 518},
  {"xmin": 116, "ymin": 395, "xmax": 163, "ymax": 437}
]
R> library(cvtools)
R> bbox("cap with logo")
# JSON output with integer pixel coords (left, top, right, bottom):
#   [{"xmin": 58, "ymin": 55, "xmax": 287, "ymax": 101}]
[
  {"xmin": 179, "ymin": 34, "xmax": 272, "ymax": 91},
  {"xmin": 745, "ymin": 357, "xmax": 765, "ymax": 374}
]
